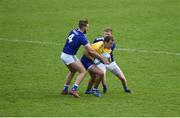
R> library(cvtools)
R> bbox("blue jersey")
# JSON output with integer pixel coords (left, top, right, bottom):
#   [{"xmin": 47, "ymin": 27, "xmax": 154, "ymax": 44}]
[
  {"xmin": 63, "ymin": 29, "xmax": 89, "ymax": 55},
  {"xmin": 93, "ymin": 37, "xmax": 116, "ymax": 62}
]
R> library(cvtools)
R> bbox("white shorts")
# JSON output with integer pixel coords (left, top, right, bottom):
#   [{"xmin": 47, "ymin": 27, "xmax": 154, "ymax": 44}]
[
  {"xmin": 97, "ymin": 63, "xmax": 106, "ymax": 74},
  {"xmin": 105, "ymin": 61, "xmax": 122, "ymax": 76},
  {"xmin": 60, "ymin": 52, "xmax": 79, "ymax": 65}
]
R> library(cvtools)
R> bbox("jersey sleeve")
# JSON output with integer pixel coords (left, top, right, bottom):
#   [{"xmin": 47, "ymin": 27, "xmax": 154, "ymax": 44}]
[
  {"xmin": 111, "ymin": 42, "xmax": 116, "ymax": 51},
  {"xmin": 80, "ymin": 35, "xmax": 89, "ymax": 46},
  {"xmin": 91, "ymin": 41, "xmax": 104, "ymax": 52},
  {"xmin": 93, "ymin": 37, "xmax": 104, "ymax": 43}
]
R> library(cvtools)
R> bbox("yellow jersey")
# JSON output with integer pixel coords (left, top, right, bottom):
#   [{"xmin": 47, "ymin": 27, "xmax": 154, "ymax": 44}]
[
  {"xmin": 91, "ymin": 41, "xmax": 111, "ymax": 54},
  {"xmin": 84, "ymin": 41, "xmax": 111, "ymax": 60}
]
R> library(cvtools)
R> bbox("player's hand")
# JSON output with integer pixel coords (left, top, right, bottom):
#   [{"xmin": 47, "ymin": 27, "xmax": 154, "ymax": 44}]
[{"xmin": 102, "ymin": 58, "xmax": 110, "ymax": 64}]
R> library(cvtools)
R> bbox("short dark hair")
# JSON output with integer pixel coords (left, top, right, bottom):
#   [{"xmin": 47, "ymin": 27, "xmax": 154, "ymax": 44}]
[
  {"xmin": 104, "ymin": 36, "xmax": 114, "ymax": 43},
  {"xmin": 79, "ymin": 19, "xmax": 88, "ymax": 29},
  {"xmin": 104, "ymin": 27, "xmax": 112, "ymax": 32}
]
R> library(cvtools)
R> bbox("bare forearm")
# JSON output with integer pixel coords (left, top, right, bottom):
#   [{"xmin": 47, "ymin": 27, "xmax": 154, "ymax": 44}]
[
  {"xmin": 84, "ymin": 45, "xmax": 109, "ymax": 64},
  {"xmin": 89, "ymin": 50, "xmax": 104, "ymax": 61}
]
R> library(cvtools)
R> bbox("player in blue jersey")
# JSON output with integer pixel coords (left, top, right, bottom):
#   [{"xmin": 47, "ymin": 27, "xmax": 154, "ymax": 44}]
[
  {"xmin": 85, "ymin": 27, "xmax": 132, "ymax": 94},
  {"xmin": 60, "ymin": 19, "xmax": 109, "ymax": 98}
]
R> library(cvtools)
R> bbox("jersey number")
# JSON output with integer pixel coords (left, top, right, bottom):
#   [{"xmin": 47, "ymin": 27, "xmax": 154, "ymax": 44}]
[{"xmin": 68, "ymin": 34, "xmax": 75, "ymax": 43}]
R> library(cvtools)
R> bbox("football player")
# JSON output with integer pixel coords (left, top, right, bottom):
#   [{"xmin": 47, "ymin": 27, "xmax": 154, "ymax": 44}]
[
  {"xmin": 81, "ymin": 36, "xmax": 113, "ymax": 97},
  {"xmin": 60, "ymin": 19, "xmax": 109, "ymax": 98},
  {"xmin": 85, "ymin": 28, "xmax": 132, "ymax": 94}
]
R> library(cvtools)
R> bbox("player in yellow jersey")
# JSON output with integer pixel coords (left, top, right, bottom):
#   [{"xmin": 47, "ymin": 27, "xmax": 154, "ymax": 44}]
[
  {"xmin": 86, "ymin": 28, "xmax": 132, "ymax": 94},
  {"xmin": 81, "ymin": 36, "xmax": 113, "ymax": 97}
]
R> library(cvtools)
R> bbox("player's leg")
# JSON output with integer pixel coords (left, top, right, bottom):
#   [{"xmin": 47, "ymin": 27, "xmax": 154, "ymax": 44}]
[
  {"xmin": 61, "ymin": 67, "xmax": 76, "ymax": 94},
  {"xmin": 113, "ymin": 63, "xmax": 132, "ymax": 93},
  {"xmin": 114, "ymin": 67, "xmax": 129, "ymax": 92},
  {"xmin": 85, "ymin": 66, "xmax": 106, "ymax": 94},
  {"xmin": 69, "ymin": 60, "xmax": 87, "ymax": 98},
  {"xmin": 106, "ymin": 62, "xmax": 132, "ymax": 93},
  {"xmin": 65, "ymin": 71, "xmax": 76, "ymax": 85},
  {"xmin": 61, "ymin": 53, "xmax": 77, "ymax": 94},
  {"xmin": 101, "ymin": 74, "xmax": 107, "ymax": 93},
  {"xmin": 97, "ymin": 63, "xmax": 107, "ymax": 93},
  {"xmin": 85, "ymin": 71, "xmax": 96, "ymax": 94},
  {"xmin": 88, "ymin": 65, "xmax": 104, "ymax": 97},
  {"xmin": 61, "ymin": 53, "xmax": 87, "ymax": 97}
]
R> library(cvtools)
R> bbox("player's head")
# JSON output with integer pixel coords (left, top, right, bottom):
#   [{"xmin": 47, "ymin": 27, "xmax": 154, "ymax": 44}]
[
  {"xmin": 104, "ymin": 36, "xmax": 114, "ymax": 49},
  {"xmin": 103, "ymin": 27, "xmax": 112, "ymax": 37},
  {"xmin": 79, "ymin": 19, "xmax": 89, "ymax": 34}
]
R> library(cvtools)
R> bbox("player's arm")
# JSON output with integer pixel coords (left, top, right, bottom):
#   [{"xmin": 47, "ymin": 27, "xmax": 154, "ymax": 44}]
[
  {"xmin": 80, "ymin": 36, "xmax": 109, "ymax": 64},
  {"xmin": 102, "ymin": 48, "xmax": 112, "ymax": 62},
  {"xmin": 84, "ymin": 44, "xmax": 110, "ymax": 64},
  {"xmin": 83, "ymin": 48, "xmax": 94, "ymax": 60}
]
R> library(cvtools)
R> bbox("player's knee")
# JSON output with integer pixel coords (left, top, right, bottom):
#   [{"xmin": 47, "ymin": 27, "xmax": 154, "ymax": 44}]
[
  {"xmin": 78, "ymin": 66, "xmax": 86, "ymax": 73},
  {"xmin": 80, "ymin": 69, "xmax": 87, "ymax": 76},
  {"xmin": 116, "ymin": 72, "xmax": 126, "ymax": 81},
  {"xmin": 119, "ymin": 76, "xmax": 126, "ymax": 81},
  {"xmin": 97, "ymin": 70, "xmax": 104, "ymax": 78}
]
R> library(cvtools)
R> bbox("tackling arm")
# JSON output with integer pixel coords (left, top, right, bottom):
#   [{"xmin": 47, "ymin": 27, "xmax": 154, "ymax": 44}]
[{"xmin": 84, "ymin": 44, "xmax": 110, "ymax": 64}]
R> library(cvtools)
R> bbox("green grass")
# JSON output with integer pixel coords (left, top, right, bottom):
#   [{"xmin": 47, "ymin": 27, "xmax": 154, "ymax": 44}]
[{"xmin": 0, "ymin": 0, "xmax": 180, "ymax": 116}]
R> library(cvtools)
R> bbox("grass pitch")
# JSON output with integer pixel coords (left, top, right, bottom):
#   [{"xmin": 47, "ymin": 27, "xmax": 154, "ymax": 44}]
[{"xmin": 0, "ymin": 0, "xmax": 180, "ymax": 116}]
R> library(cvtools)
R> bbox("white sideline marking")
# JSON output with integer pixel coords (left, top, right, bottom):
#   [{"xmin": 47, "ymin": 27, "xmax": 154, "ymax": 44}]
[
  {"xmin": 116, "ymin": 48, "xmax": 180, "ymax": 56},
  {"xmin": 0, "ymin": 37, "xmax": 180, "ymax": 56},
  {"xmin": 0, "ymin": 38, "xmax": 61, "ymax": 46}
]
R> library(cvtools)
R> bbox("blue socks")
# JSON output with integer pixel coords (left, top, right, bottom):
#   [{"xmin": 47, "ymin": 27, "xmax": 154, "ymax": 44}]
[
  {"xmin": 72, "ymin": 84, "xmax": 79, "ymax": 91},
  {"xmin": 63, "ymin": 84, "xmax": 68, "ymax": 91}
]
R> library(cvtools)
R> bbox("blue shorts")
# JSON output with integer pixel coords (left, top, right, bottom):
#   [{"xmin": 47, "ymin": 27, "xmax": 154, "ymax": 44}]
[{"xmin": 81, "ymin": 55, "xmax": 94, "ymax": 70}]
